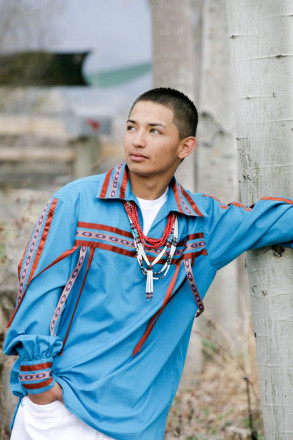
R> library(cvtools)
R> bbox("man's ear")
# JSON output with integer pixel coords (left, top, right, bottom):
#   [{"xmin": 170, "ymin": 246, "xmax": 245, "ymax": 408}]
[{"xmin": 178, "ymin": 137, "xmax": 197, "ymax": 159}]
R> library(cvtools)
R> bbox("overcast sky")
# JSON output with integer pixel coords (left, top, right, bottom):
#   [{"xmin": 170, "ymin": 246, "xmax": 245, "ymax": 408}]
[
  {"xmin": 54, "ymin": 0, "xmax": 152, "ymax": 73},
  {"xmin": 54, "ymin": 0, "xmax": 153, "ymax": 112},
  {"xmin": 0, "ymin": 0, "xmax": 152, "ymax": 114}
]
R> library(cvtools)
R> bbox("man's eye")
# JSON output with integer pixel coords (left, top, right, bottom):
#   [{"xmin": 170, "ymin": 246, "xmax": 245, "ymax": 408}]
[
  {"xmin": 150, "ymin": 128, "xmax": 161, "ymax": 134},
  {"xmin": 127, "ymin": 125, "xmax": 135, "ymax": 131}
]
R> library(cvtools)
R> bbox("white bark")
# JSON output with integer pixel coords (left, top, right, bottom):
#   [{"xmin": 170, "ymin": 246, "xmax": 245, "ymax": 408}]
[
  {"xmin": 226, "ymin": 1, "xmax": 293, "ymax": 438},
  {"xmin": 197, "ymin": 0, "xmax": 243, "ymax": 351},
  {"xmin": 150, "ymin": 0, "xmax": 203, "ymax": 375},
  {"xmin": 150, "ymin": 0, "xmax": 200, "ymax": 192}
]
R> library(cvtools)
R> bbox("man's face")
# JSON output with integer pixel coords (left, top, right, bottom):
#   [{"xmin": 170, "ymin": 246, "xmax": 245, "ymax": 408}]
[{"xmin": 124, "ymin": 101, "xmax": 183, "ymax": 179}]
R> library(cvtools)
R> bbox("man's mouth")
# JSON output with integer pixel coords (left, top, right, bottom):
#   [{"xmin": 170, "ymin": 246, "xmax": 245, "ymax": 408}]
[{"xmin": 129, "ymin": 152, "xmax": 148, "ymax": 161}]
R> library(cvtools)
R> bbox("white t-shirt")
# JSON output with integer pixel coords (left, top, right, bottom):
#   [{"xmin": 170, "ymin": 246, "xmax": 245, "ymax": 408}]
[{"xmin": 137, "ymin": 188, "xmax": 169, "ymax": 235}]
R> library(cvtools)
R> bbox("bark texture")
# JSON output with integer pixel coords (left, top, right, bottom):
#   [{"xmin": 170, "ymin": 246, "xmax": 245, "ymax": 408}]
[
  {"xmin": 226, "ymin": 0, "xmax": 293, "ymax": 438},
  {"xmin": 196, "ymin": 0, "xmax": 243, "ymax": 351},
  {"xmin": 150, "ymin": 0, "xmax": 200, "ymax": 192}
]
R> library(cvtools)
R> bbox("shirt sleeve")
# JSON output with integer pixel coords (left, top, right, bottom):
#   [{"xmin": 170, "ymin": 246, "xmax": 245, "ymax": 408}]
[
  {"xmin": 3, "ymin": 194, "xmax": 79, "ymax": 395},
  {"xmin": 204, "ymin": 195, "xmax": 293, "ymax": 270}
]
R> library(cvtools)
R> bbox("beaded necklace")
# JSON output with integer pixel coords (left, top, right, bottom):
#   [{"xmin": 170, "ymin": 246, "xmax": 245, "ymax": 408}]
[{"xmin": 123, "ymin": 201, "xmax": 178, "ymax": 301}]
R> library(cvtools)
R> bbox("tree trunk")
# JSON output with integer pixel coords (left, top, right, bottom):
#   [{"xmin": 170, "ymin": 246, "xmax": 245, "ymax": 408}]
[
  {"xmin": 226, "ymin": 1, "xmax": 293, "ymax": 438},
  {"xmin": 150, "ymin": 0, "xmax": 203, "ymax": 375},
  {"xmin": 150, "ymin": 0, "xmax": 200, "ymax": 192},
  {"xmin": 196, "ymin": 0, "xmax": 243, "ymax": 352}
]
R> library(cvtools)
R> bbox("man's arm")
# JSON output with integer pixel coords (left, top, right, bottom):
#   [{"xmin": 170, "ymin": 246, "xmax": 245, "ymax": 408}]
[
  {"xmin": 204, "ymin": 195, "xmax": 293, "ymax": 269},
  {"xmin": 4, "ymin": 194, "xmax": 78, "ymax": 399}
]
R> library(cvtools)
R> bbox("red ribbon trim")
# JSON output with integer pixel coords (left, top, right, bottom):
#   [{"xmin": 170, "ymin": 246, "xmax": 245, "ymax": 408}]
[
  {"xmin": 20, "ymin": 362, "xmax": 53, "ymax": 372},
  {"xmin": 132, "ymin": 263, "xmax": 181, "ymax": 356}
]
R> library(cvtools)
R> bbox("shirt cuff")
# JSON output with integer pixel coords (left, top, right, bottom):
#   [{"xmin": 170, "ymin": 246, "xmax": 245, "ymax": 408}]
[{"xmin": 19, "ymin": 359, "xmax": 55, "ymax": 394}]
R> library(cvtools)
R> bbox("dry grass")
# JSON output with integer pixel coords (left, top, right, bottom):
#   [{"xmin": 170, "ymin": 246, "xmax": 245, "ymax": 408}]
[{"xmin": 165, "ymin": 322, "xmax": 264, "ymax": 440}]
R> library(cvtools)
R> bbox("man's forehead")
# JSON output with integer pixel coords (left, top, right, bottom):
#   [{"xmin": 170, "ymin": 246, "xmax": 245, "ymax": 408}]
[
  {"xmin": 129, "ymin": 100, "xmax": 174, "ymax": 124},
  {"xmin": 127, "ymin": 118, "xmax": 167, "ymax": 128}
]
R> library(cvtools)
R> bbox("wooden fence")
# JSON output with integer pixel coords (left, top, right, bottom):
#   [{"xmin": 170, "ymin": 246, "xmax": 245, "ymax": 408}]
[{"xmin": 0, "ymin": 114, "xmax": 124, "ymax": 188}]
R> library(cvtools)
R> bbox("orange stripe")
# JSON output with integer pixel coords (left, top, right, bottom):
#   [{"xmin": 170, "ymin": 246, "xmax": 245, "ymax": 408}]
[
  {"xmin": 77, "ymin": 227, "xmax": 203, "ymax": 245},
  {"xmin": 20, "ymin": 362, "xmax": 53, "ymax": 372},
  {"xmin": 59, "ymin": 247, "xmax": 95, "ymax": 355},
  {"xmin": 181, "ymin": 187, "xmax": 204, "ymax": 216},
  {"xmin": 18, "ymin": 240, "xmax": 29, "ymax": 281},
  {"xmin": 34, "ymin": 246, "xmax": 79, "ymax": 277},
  {"xmin": 204, "ymin": 194, "xmax": 253, "ymax": 211},
  {"xmin": 172, "ymin": 181, "xmax": 184, "ymax": 214},
  {"xmin": 261, "ymin": 196, "xmax": 293, "ymax": 205},
  {"xmin": 74, "ymin": 240, "xmax": 207, "ymax": 263},
  {"xmin": 204, "ymin": 195, "xmax": 228, "ymax": 209},
  {"xmin": 119, "ymin": 167, "xmax": 128, "ymax": 199},
  {"xmin": 228, "ymin": 201, "xmax": 251, "ymax": 211},
  {"xmin": 203, "ymin": 194, "xmax": 220, "ymax": 202},
  {"xmin": 133, "ymin": 263, "xmax": 181, "ymax": 356},
  {"xmin": 26, "ymin": 199, "xmax": 58, "ymax": 287},
  {"xmin": 6, "ymin": 305, "xmax": 20, "ymax": 328},
  {"xmin": 77, "ymin": 227, "xmax": 203, "ymax": 244},
  {"xmin": 99, "ymin": 168, "xmax": 113, "ymax": 198},
  {"xmin": 78, "ymin": 222, "xmax": 133, "ymax": 239},
  {"xmin": 74, "ymin": 240, "xmax": 135, "ymax": 257},
  {"xmin": 185, "ymin": 233, "xmax": 204, "ymax": 240},
  {"xmin": 6, "ymin": 246, "xmax": 78, "ymax": 329},
  {"xmin": 22, "ymin": 377, "xmax": 53, "ymax": 390},
  {"xmin": 178, "ymin": 249, "xmax": 208, "ymax": 261}
]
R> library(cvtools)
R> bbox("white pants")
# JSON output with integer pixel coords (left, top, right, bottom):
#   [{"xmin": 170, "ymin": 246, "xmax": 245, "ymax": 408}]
[{"xmin": 11, "ymin": 396, "xmax": 114, "ymax": 440}]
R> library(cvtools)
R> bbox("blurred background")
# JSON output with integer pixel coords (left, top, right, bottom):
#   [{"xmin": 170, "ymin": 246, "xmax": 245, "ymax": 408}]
[{"xmin": 0, "ymin": 1, "xmax": 264, "ymax": 439}]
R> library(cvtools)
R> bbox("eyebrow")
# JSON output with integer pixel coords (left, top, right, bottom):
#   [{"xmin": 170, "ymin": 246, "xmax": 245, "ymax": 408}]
[{"xmin": 127, "ymin": 119, "xmax": 167, "ymax": 128}]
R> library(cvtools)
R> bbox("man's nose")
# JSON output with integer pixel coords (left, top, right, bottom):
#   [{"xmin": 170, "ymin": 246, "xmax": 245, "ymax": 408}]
[{"xmin": 132, "ymin": 129, "xmax": 146, "ymax": 147}]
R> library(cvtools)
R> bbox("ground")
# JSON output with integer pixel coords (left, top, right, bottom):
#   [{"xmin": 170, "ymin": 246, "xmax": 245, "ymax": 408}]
[{"xmin": 165, "ymin": 329, "xmax": 264, "ymax": 440}]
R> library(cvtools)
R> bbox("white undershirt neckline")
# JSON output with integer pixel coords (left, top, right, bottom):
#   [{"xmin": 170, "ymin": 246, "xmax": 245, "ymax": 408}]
[{"xmin": 137, "ymin": 187, "xmax": 169, "ymax": 235}]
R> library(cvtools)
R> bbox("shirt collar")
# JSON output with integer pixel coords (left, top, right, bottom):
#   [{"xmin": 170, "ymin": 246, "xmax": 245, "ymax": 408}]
[{"xmin": 96, "ymin": 162, "xmax": 207, "ymax": 217}]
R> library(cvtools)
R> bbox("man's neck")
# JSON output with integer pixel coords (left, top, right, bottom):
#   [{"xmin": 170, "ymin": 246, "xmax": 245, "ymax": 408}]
[{"xmin": 128, "ymin": 171, "xmax": 172, "ymax": 200}]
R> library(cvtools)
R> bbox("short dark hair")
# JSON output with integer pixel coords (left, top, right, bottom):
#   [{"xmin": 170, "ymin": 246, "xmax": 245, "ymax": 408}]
[{"xmin": 129, "ymin": 87, "xmax": 198, "ymax": 139}]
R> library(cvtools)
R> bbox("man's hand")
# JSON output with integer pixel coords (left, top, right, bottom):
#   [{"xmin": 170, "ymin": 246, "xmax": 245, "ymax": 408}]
[{"xmin": 28, "ymin": 382, "xmax": 63, "ymax": 405}]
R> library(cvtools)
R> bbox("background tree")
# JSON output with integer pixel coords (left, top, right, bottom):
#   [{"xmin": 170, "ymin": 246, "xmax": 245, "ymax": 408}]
[
  {"xmin": 150, "ymin": 0, "xmax": 203, "ymax": 375},
  {"xmin": 197, "ymin": 0, "xmax": 243, "ymax": 353},
  {"xmin": 226, "ymin": 0, "xmax": 293, "ymax": 438},
  {"xmin": 150, "ymin": 0, "xmax": 201, "ymax": 193}
]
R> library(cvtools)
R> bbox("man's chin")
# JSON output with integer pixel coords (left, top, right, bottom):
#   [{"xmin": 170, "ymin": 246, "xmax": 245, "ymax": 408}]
[{"xmin": 127, "ymin": 161, "xmax": 154, "ymax": 177}]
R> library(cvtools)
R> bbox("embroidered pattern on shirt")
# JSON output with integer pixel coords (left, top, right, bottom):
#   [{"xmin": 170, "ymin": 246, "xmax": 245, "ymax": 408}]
[
  {"xmin": 18, "ymin": 198, "xmax": 58, "ymax": 303},
  {"xmin": 74, "ymin": 223, "xmax": 207, "ymax": 263},
  {"xmin": 50, "ymin": 246, "xmax": 87, "ymax": 336},
  {"xmin": 109, "ymin": 162, "xmax": 124, "ymax": 198},
  {"xmin": 19, "ymin": 362, "xmax": 53, "ymax": 390}
]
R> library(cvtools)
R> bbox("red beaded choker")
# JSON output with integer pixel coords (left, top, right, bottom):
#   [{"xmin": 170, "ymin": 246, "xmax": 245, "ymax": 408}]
[
  {"xmin": 123, "ymin": 201, "xmax": 176, "ymax": 249},
  {"xmin": 123, "ymin": 201, "xmax": 178, "ymax": 301}
]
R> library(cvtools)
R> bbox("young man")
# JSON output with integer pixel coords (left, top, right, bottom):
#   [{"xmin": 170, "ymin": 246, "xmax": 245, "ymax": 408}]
[{"xmin": 4, "ymin": 88, "xmax": 293, "ymax": 440}]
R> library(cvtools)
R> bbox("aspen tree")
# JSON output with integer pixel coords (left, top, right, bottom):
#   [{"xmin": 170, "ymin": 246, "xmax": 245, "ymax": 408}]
[
  {"xmin": 197, "ymin": 0, "xmax": 242, "ymax": 351},
  {"xmin": 150, "ymin": 0, "xmax": 203, "ymax": 374},
  {"xmin": 226, "ymin": 1, "xmax": 293, "ymax": 438}
]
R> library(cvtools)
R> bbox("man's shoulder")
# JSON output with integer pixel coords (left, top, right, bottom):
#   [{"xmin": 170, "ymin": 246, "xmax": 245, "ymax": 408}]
[
  {"xmin": 177, "ymin": 186, "xmax": 238, "ymax": 218},
  {"xmin": 178, "ymin": 185, "xmax": 211, "ymax": 218}
]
